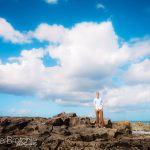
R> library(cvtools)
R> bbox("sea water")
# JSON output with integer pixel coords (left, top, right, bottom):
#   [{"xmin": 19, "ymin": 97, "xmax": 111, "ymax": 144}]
[
  {"xmin": 131, "ymin": 121, "xmax": 150, "ymax": 125},
  {"xmin": 131, "ymin": 121, "xmax": 150, "ymax": 135}
]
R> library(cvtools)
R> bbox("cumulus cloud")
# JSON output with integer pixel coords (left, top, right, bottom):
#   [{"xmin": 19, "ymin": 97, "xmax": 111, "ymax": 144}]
[
  {"xmin": 103, "ymin": 85, "xmax": 150, "ymax": 111},
  {"xmin": 123, "ymin": 59, "xmax": 150, "ymax": 84},
  {"xmin": 48, "ymin": 22, "xmax": 128, "ymax": 79},
  {"xmin": 0, "ymin": 19, "xmax": 150, "ymax": 112},
  {"xmin": 0, "ymin": 18, "xmax": 30, "ymax": 44},
  {"xmin": 121, "ymin": 37, "xmax": 150, "ymax": 61},
  {"xmin": 33, "ymin": 23, "xmax": 68, "ymax": 43},
  {"xmin": 0, "ymin": 21, "xmax": 126, "ymax": 98},
  {"xmin": 0, "ymin": 48, "xmax": 45, "ymax": 95}
]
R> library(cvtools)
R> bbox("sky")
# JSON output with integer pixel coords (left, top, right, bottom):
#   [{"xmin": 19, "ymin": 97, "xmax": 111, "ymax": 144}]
[{"xmin": 0, "ymin": 0, "xmax": 150, "ymax": 121}]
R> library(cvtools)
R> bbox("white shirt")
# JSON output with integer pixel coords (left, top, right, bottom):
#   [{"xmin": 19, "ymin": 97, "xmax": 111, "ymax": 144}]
[{"xmin": 93, "ymin": 97, "xmax": 103, "ymax": 110}]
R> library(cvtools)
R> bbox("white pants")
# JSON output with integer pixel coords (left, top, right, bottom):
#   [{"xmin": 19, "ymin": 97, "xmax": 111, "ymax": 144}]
[{"xmin": 95, "ymin": 105, "xmax": 103, "ymax": 111}]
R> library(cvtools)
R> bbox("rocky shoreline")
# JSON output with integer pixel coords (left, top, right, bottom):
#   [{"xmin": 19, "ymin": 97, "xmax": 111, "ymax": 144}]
[{"xmin": 0, "ymin": 112, "xmax": 150, "ymax": 150}]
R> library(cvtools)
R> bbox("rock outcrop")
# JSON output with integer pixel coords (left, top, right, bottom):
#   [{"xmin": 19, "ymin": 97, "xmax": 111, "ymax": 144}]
[{"xmin": 0, "ymin": 112, "xmax": 150, "ymax": 150}]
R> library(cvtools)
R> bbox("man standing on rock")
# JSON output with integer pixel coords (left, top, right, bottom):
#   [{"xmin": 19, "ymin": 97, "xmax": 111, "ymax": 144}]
[{"xmin": 93, "ymin": 91, "xmax": 105, "ymax": 128}]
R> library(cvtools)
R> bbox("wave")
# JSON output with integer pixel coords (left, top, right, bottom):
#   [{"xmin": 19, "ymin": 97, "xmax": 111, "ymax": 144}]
[{"xmin": 132, "ymin": 130, "xmax": 150, "ymax": 135}]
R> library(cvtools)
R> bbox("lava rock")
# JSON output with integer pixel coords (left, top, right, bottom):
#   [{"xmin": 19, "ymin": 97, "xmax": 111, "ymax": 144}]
[{"xmin": 0, "ymin": 113, "xmax": 149, "ymax": 150}]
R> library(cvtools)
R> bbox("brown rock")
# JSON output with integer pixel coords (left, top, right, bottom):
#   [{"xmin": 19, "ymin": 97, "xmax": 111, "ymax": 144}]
[
  {"xmin": 112, "ymin": 120, "xmax": 132, "ymax": 135},
  {"xmin": 0, "ymin": 113, "xmax": 149, "ymax": 150}
]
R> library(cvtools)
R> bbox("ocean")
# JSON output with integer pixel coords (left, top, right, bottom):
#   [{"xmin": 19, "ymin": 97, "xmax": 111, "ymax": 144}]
[
  {"xmin": 130, "ymin": 121, "xmax": 150, "ymax": 125},
  {"xmin": 130, "ymin": 121, "xmax": 150, "ymax": 135}
]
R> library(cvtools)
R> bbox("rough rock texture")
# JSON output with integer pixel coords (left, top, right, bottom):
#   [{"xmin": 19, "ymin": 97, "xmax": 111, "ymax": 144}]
[{"xmin": 0, "ymin": 112, "xmax": 149, "ymax": 150}]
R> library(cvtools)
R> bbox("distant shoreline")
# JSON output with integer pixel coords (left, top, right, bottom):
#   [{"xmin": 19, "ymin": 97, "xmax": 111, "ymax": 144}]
[{"xmin": 113, "ymin": 120, "xmax": 150, "ymax": 125}]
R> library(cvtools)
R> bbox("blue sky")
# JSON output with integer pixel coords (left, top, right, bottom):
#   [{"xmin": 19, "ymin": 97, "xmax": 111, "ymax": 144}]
[{"xmin": 0, "ymin": 0, "xmax": 150, "ymax": 121}]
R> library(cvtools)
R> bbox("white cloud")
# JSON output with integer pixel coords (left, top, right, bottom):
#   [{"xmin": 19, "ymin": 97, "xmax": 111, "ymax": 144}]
[
  {"xmin": 96, "ymin": 3, "xmax": 105, "ymax": 9},
  {"xmin": 103, "ymin": 85, "xmax": 150, "ymax": 110},
  {"xmin": 0, "ymin": 19, "xmax": 150, "ymax": 112},
  {"xmin": 45, "ymin": 0, "xmax": 58, "ymax": 4},
  {"xmin": 0, "ymin": 48, "xmax": 48, "ymax": 96},
  {"xmin": 0, "ymin": 18, "xmax": 31, "ymax": 44},
  {"xmin": 55, "ymin": 98, "xmax": 92, "ymax": 107},
  {"xmin": 33, "ymin": 23, "xmax": 68, "ymax": 43},
  {"xmin": 121, "ymin": 38, "xmax": 150, "ymax": 61},
  {"xmin": 0, "ymin": 21, "xmax": 127, "ymax": 98},
  {"xmin": 123, "ymin": 59, "xmax": 150, "ymax": 84},
  {"xmin": 10, "ymin": 108, "xmax": 31, "ymax": 116},
  {"xmin": 48, "ymin": 22, "xmax": 128, "ymax": 79}
]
